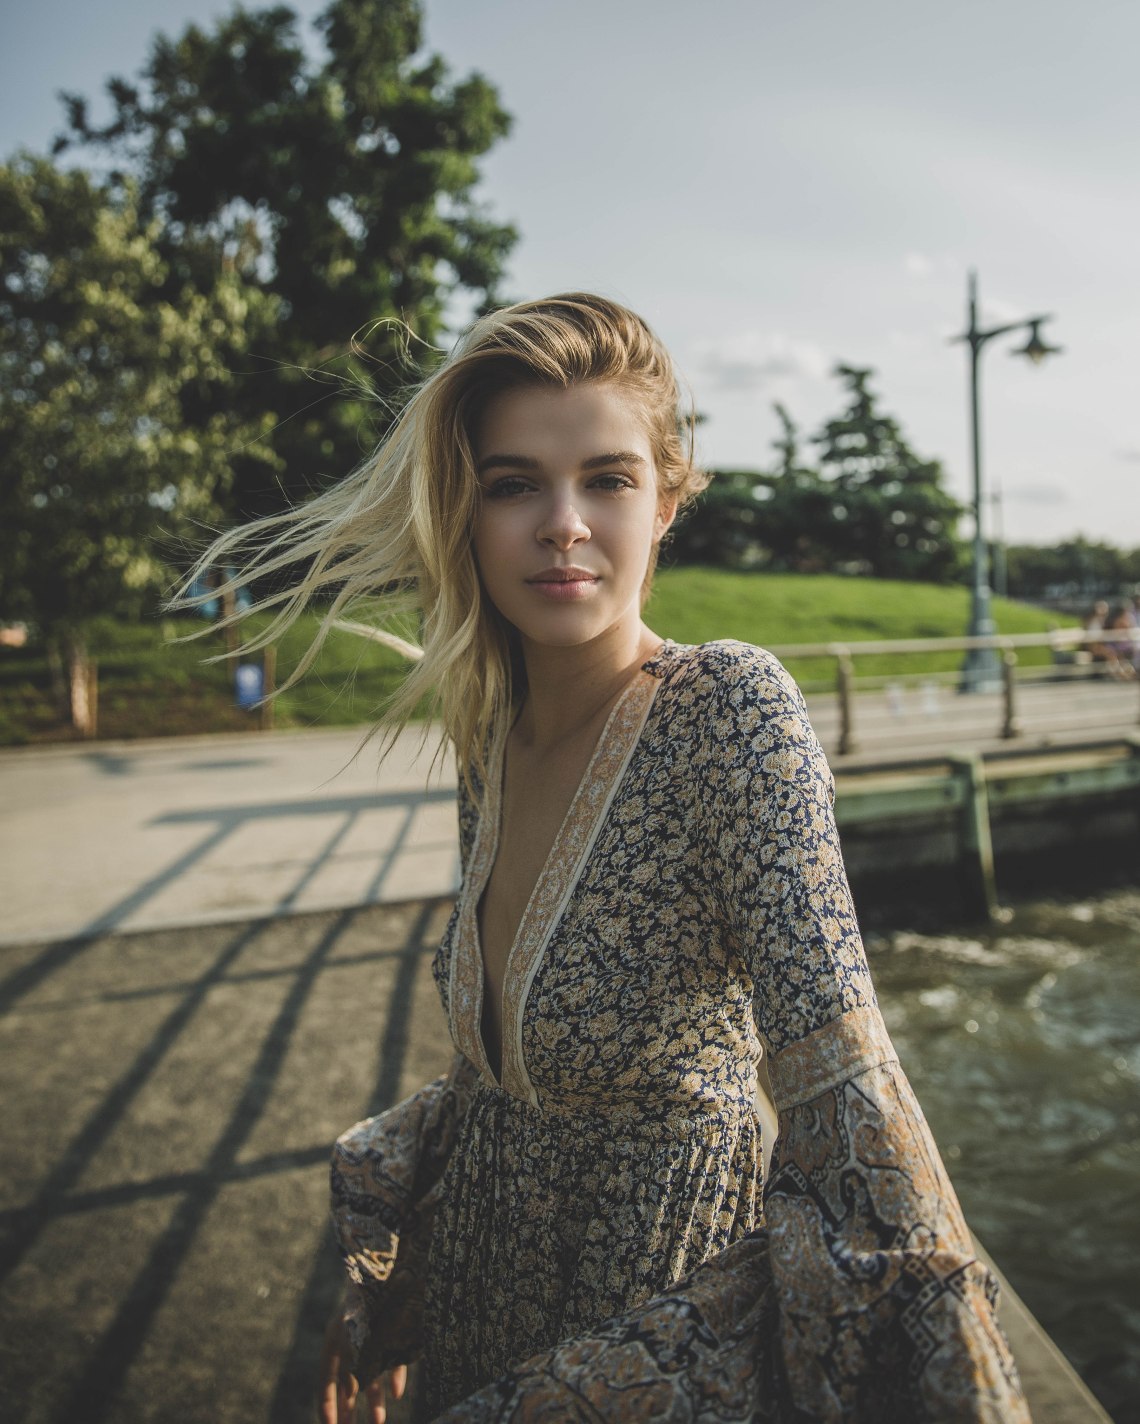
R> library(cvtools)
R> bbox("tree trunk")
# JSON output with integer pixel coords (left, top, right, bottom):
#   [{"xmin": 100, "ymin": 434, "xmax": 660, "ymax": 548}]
[
  {"xmin": 46, "ymin": 641, "xmax": 69, "ymax": 718},
  {"xmin": 63, "ymin": 633, "xmax": 97, "ymax": 738}
]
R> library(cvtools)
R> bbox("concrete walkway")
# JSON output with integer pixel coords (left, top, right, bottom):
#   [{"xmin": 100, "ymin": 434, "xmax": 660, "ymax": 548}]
[
  {"xmin": 3, "ymin": 673, "xmax": 1136, "ymax": 946},
  {"xmin": 0, "ymin": 718, "xmax": 1117, "ymax": 1421},
  {"xmin": 0, "ymin": 725, "xmax": 459, "ymax": 946},
  {"xmin": 0, "ymin": 900, "xmax": 455, "ymax": 1424}
]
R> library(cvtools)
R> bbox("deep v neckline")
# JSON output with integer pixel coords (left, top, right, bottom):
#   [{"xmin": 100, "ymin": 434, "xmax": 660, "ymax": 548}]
[
  {"xmin": 477, "ymin": 674, "xmax": 646, "ymax": 1078},
  {"xmin": 451, "ymin": 648, "xmax": 669, "ymax": 1102}
]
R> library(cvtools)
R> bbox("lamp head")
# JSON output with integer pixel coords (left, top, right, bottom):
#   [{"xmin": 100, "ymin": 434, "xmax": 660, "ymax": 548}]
[{"xmin": 1012, "ymin": 318, "xmax": 1062, "ymax": 365}]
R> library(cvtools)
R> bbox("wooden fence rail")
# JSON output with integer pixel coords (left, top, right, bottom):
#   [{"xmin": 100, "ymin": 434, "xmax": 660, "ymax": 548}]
[{"xmin": 767, "ymin": 629, "xmax": 1140, "ymax": 757}]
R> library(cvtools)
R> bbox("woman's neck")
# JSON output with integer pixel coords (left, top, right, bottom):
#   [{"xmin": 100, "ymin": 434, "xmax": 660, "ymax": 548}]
[{"xmin": 513, "ymin": 620, "xmax": 662, "ymax": 755}]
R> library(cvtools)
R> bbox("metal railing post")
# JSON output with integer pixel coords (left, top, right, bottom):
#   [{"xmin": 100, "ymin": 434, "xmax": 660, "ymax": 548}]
[
  {"xmin": 1001, "ymin": 647, "xmax": 1021, "ymax": 740},
  {"xmin": 837, "ymin": 649, "xmax": 856, "ymax": 756}
]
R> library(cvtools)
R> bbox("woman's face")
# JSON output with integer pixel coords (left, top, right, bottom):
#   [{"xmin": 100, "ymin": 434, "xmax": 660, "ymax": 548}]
[{"xmin": 471, "ymin": 381, "xmax": 676, "ymax": 655}]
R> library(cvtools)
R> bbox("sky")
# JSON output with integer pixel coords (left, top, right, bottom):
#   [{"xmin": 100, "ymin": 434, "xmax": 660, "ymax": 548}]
[{"xmin": 3, "ymin": 0, "xmax": 1137, "ymax": 547}]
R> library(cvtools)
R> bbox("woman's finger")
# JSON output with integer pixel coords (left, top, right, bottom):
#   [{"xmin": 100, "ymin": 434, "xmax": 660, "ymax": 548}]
[
  {"xmin": 317, "ymin": 1367, "xmax": 356, "ymax": 1424},
  {"xmin": 341, "ymin": 1371, "xmax": 360, "ymax": 1421},
  {"xmin": 317, "ymin": 1373, "xmax": 338, "ymax": 1424},
  {"xmin": 316, "ymin": 1332, "xmax": 342, "ymax": 1423},
  {"xmin": 366, "ymin": 1372, "xmax": 388, "ymax": 1424}
]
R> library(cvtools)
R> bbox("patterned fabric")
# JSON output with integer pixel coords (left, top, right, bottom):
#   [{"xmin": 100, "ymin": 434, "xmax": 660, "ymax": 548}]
[
  {"xmin": 330, "ymin": 640, "xmax": 1029, "ymax": 1421},
  {"xmin": 330, "ymin": 1054, "xmax": 479, "ymax": 1381}
]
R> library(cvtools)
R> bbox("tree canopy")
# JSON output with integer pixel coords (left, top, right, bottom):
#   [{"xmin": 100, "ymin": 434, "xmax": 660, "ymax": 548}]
[
  {"xmin": 0, "ymin": 154, "xmax": 279, "ymax": 720},
  {"xmin": 668, "ymin": 369, "xmax": 964, "ymax": 581},
  {"xmin": 811, "ymin": 364, "xmax": 963, "ymax": 581},
  {"xmin": 57, "ymin": 0, "xmax": 517, "ymax": 519}
]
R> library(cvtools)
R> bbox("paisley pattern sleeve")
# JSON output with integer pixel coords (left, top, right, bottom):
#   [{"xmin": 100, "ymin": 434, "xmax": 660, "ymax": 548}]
[
  {"xmin": 330, "ymin": 1052, "xmax": 478, "ymax": 1378},
  {"xmin": 328, "ymin": 765, "xmax": 480, "ymax": 1378},
  {"xmin": 705, "ymin": 644, "xmax": 1028, "ymax": 1419}
]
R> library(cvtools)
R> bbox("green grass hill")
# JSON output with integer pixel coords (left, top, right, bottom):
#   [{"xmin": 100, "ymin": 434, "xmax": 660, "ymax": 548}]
[{"xmin": 0, "ymin": 569, "xmax": 1071, "ymax": 745}]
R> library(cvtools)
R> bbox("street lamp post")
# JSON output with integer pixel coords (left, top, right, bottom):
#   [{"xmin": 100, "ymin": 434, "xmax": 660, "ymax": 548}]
[{"xmin": 953, "ymin": 271, "xmax": 1061, "ymax": 692}]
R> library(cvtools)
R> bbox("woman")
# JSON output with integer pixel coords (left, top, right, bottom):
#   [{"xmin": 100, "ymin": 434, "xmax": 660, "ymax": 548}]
[{"xmin": 186, "ymin": 295, "xmax": 1028, "ymax": 1422}]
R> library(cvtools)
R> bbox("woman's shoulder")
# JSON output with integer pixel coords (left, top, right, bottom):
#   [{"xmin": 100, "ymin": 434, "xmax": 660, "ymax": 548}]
[
  {"xmin": 655, "ymin": 639, "xmax": 815, "ymax": 756},
  {"xmin": 660, "ymin": 638, "xmax": 802, "ymax": 706}
]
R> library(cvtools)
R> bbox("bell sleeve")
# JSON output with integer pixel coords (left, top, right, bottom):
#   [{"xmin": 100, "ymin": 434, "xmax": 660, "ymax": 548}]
[
  {"xmin": 330, "ymin": 1051, "xmax": 479, "ymax": 1377},
  {"xmin": 702, "ymin": 642, "xmax": 1029, "ymax": 1420},
  {"xmin": 328, "ymin": 763, "xmax": 482, "ymax": 1379}
]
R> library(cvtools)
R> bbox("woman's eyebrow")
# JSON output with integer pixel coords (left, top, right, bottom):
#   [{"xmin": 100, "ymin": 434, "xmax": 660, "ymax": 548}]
[
  {"xmin": 476, "ymin": 451, "xmax": 647, "ymax": 475},
  {"xmin": 581, "ymin": 451, "xmax": 647, "ymax": 471},
  {"xmin": 475, "ymin": 453, "xmax": 540, "ymax": 475}
]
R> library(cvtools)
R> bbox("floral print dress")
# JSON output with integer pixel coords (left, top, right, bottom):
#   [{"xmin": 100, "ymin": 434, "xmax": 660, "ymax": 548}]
[{"xmin": 330, "ymin": 640, "xmax": 1030, "ymax": 1422}]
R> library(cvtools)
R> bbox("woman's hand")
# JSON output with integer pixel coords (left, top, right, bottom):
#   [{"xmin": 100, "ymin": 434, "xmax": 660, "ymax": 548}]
[{"xmin": 318, "ymin": 1308, "xmax": 407, "ymax": 1423}]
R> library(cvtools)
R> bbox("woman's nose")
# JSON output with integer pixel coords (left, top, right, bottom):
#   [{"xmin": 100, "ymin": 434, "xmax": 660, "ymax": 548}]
[{"xmin": 537, "ymin": 497, "xmax": 590, "ymax": 549}]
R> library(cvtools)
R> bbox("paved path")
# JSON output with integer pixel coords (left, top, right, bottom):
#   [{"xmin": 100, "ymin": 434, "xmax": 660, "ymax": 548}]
[
  {"xmin": 0, "ymin": 726, "xmax": 459, "ymax": 945},
  {"xmin": 2, "ymin": 676, "xmax": 1135, "ymax": 945},
  {"xmin": 1, "ymin": 695, "xmax": 1121, "ymax": 1420},
  {"xmin": 0, "ymin": 900, "xmax": 455, "ymax": 1424},
  {"xmin": 0, "ymin": 901, "xmax": 1110, "ymax": 1423}
]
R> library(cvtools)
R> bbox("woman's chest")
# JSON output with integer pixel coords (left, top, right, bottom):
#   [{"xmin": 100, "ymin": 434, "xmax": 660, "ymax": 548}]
[
  {"xmin": 436, "ymin": 746, "xmax": 749, "ymax": 1104},
  {"xmin": 477, "ymin": 749, "xmax": 596, "ymax": 1004}
]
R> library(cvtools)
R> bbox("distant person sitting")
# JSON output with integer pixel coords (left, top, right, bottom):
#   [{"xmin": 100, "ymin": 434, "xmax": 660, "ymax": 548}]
[
  {"xmin": 1086, "ymin": 600, "xmax": 1135, "ymax": 680},
  {"xmin": 1132, "ymin": 597, "xmax": 1140, "ymax": 671},
  {"xmin": 1106, "ymin": 602, "xmax": 1138, "ymax": 678}
]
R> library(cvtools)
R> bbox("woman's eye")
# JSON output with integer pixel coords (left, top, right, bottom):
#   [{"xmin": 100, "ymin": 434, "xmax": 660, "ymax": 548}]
[
  {"xmin": 591, "ymin": 473, "xmax": 634, "ymax": 492},
  {"xmin": 485, "ymin": 477, "xmax": 532, "ymax": 498}
]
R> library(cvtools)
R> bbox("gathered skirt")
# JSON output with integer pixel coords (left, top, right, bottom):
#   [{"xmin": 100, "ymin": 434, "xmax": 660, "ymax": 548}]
[{"xmin": 419, "ymin": 1079, "xmax": 763, "ymax": 1417}]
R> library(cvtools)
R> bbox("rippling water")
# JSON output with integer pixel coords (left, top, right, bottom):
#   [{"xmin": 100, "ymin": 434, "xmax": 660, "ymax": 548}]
[{"xmin": 867, "ymin": 882, "xmax": 1140, "ymax": 1422}]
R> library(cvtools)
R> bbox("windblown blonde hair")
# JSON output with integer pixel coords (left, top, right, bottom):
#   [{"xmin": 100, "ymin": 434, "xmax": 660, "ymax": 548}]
[{"xmin": 175, "ymin": 292, "xmax": 709, "ymax": 787}]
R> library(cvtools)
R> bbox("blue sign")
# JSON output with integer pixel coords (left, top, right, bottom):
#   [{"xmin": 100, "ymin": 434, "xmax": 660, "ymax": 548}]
[{"xmin": 234, "ymin": 663, "xmax": 264, "ymax": 709}]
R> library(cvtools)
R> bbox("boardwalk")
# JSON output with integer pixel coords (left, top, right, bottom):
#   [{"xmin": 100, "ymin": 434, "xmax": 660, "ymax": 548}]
[{"xmin": 807, "ymin": 673, "xmax": 1138, "ymax": 764}]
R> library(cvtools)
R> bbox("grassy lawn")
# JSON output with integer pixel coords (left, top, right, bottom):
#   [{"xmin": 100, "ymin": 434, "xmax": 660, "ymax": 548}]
[
  {"xmin": 0, "ymin": 570, "xmax": 1071, "ymax": 746},
  {"xmin": 0, "ymin": 612, "xmax": 413, "ymax": 746},
  {"xmin": 647, "ymin": 568, "xmax": 1068, "ymax": 688}
]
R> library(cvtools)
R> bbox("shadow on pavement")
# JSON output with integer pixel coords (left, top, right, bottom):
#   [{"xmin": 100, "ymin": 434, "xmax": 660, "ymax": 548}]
[
  {"xmin": 0, "ymin": 899, "xmax": 456, "ymax": 1423},
  {"xmin": 0, "ymin": 783, "xmax": 456, "ymax": 982}
]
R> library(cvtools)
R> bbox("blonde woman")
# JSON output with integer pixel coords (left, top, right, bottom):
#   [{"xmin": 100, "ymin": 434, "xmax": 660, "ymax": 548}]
[{"xmin": 186, "ymin": 295, "xmax": 1027, "ymax": 1422}]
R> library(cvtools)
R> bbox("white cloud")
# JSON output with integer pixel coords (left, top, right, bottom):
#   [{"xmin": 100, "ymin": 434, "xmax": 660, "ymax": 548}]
[
  {"xmin": 887, "ymin": 328, "xmax": 924, "ymax": 351},
  {"xmin": 694, "ymin": 333, "xmax": 830, "ymax": 392},
  {"xmin": 1117, "ymin": 448, "xmax": 1140, "ymax": 464},
  {"xmin": 904, "ymin": 253, "xmax": 933, "ymax": 277},
  {"xmin": 1005, "ymin": 482, "xmax": 1069, "ymax": 506}
]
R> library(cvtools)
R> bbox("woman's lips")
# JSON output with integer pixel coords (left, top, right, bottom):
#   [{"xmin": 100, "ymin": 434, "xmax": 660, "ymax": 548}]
[{"xmin": 526, "ymin": 573, "xmax": 599, "ymax": 601}]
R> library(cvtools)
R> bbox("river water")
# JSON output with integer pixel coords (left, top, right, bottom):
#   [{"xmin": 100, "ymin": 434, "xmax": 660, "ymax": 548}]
[{"xmin": 866, "ymin": 878, "xmax": 1139, "ymax": 1421}]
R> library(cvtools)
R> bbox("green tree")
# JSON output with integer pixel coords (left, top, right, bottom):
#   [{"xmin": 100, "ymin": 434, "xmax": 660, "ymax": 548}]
[
  {"xmin": 811, "ymin": 365, "xmax": 964, "ymax": 581},
  {"xmin": 667, "ymin": 468, "xmax": 781, "ymax": 568},
  {"xmin": 1005, "ymin": 539, "xmax": 1140, "ymax": 601},
  {"xmin": 58, "ymin": 0, "xmax": 517, "ymax": 521},
  {"xmin": 761, "ymin": 403, "xmax": 836, "ymax": 572},
  {"xmin": 0, "ymin": 154, "xmax": 278, "ymax": 730}
]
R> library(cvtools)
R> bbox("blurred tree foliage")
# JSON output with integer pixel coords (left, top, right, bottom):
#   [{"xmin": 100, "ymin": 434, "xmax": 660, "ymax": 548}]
[
  {"xmin": 56, "ymin": 0, "xmax": 517, "ymax": 521},
  {"xmin": 667, "ymin": 468, "xmax": 779, "ymax": 567},
  {"xmin": 1004, "ymin": 539, "xmax": 1140, "ymax": 601},
  {"xmin": 0, "ymin": 155, "xmax": 279, "ymax": 729},
  {"xmin": 670, "ymin": 368, "xmax": 965, "ymax": 582},
  {"xmin": 811, "ymin": 364, "xmax": 964, "ymax": 581},
  {"xmin": 760, "ymin": 403, "xmax": 842, "ymax": 572}
]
